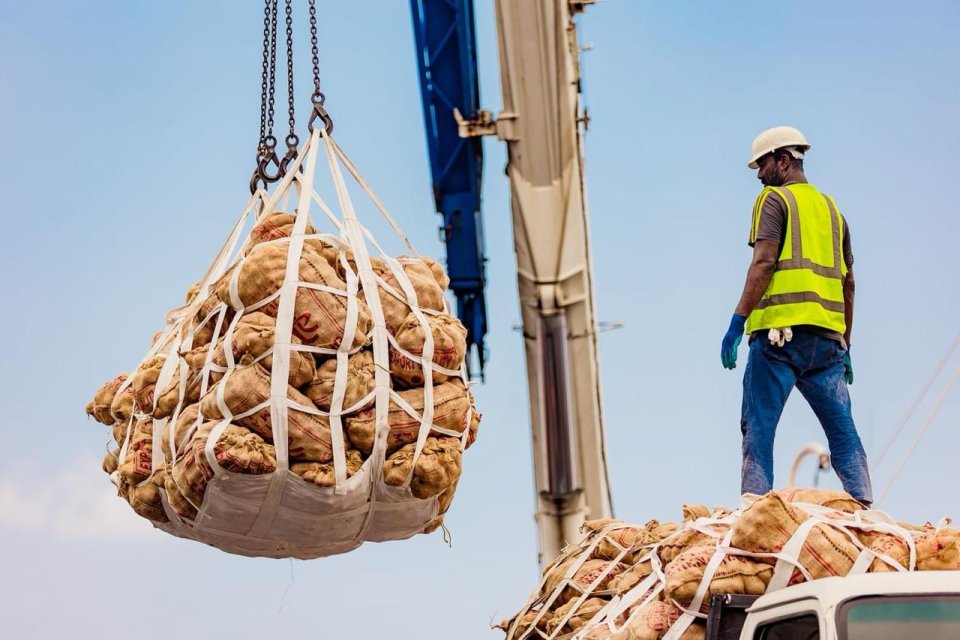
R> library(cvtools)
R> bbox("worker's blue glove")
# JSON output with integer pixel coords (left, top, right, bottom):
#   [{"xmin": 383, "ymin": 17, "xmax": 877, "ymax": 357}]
[
  {"xmin": 721, "ymin": 314, "xmax": 747, "ymax": 370},
  {"xmin": 843, "ymin": 351, "xmax": 854, "ymax": 385}
]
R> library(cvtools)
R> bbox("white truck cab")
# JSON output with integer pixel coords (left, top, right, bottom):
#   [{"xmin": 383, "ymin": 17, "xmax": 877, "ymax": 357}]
[{"xmin": 705, "ymin": 571, "xmax": 960, "ymax": 640}]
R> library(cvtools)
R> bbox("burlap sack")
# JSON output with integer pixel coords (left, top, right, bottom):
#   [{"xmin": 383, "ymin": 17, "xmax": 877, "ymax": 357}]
[
  {"xmin": 857, "ymin": 531, "xmax": 912, "ymax": 572},
  {"xmin": 916, "ymin": 532, "xmax": 960, "ymax": 570},
  {"xmin": 160, "ymin": 404, "xmax": 201, "ymax": 460},
  {"xmin": 215, "ymin": 241, "xmax": 371, "ymax": 350},
  {"xmin": 86, "ymin": 374, "xmax": 128, "ymax": 425},
  {"xmin": 682, "ymin": 505, "xmax": 712, "ymax": 522},
  {"xmin": 544, "ymin": 558, "xmax": 629, "ymax": 606},
  {"xmin": 419, "ymin": 256, "xmax": 450, "ymax": 290},
  {"xmin": 777, "ymin": 487, "xmax": 864, "ymax": 513},
  {"xmin": 189, "ymin": 291, "xmax": 233, "ymax": 350},
  {"xmin": 198, "ymin": 363, "xmax": 334, "ymax": 462},
  {"xmin": 664, "ymin": 545, "xmax": 773, "ymax": 606},
  {"xmin": 730, "ymin": 492, "xmax": 860, "ymax": 584},
  {"xmin": 375, "ymin": 257, "xmax": 448, "ymax": 333},
  {"xmin": 585, "ymin": 519, "xmax": 673, "ymax": 564},
  {"xmin": 382, "ymin": 436, "xmax": 462, "ymax": 500},
  {"xmin": 119, "ymin": 473, "xmax": 168, "ymax": 524},
  {"xmin": 390, "ymin": 312, "xmax": 467, "ymax": 386},
  {"xmin": 181, "ymin": 311, "xmax": 317, "ymax": 389},
  {"xmin": 111, "ymin": 419, "xmax": 131, "ymax": 450},
  {"xmin": 242, "ymin": 212, "xmax": 317, "ymax": 254},
  {"xmin": 547, "ymin": 597, "xmax": 606, "ymax": 634},
  {"xmin": 239, "ymin": 312, "xmax": 315, "ymax": 383},
  {"xmin": 102, "ymin": 448, "xmax": 120, "ymax": 475},
  {"xmin": 304, "ymin": 350, "xmax": 377, "ymax": 413},
  {"xmin": 857, "ymin": 528, "xmax": 957, "ymax": 572},
  {"xmin": 170, "ymin": 421, "xmax": 277, "ymax": 510},
  {"xmin": 608, "ymin": 562, "xmax": 654, "ymax": 594},
  {"xmin": 186, "ymin": 281, "xmax": 201, "ymax": 305},
  {"xmin": 610, "ymin": 601, "xmax": 681, "ymax": 640},
  {"xmin": 346, "ymin": 380, "xmax": 475, "ymax": 455},
  {"xmin": 182, "ymin": 340, "xmax": 216, "ymax": 373},
  {"xmin": 117, "ymin": 420, "xmax": 153, "ymax": 485},
  {"xmin": 291, "ymin": 449, "xmax": 364, "ymax": 487},
  {"xmin": 110, "ymin": 386, "xmax": 133, "ymax": 428},
  {"xmin": 154, "ymin": 367, "xmax": 202, "ymax": 421},
  {"xmin": 131, "ymin": 356, "xmax": 166, "ymax": 414},
  {"xmin": 496, "ymin": 610, "xmax": 550, "ymax": 639},
  {"xmin": 163, "ymin": 465, "xmax": 198, "ymax": 520},
  {"xmin": 334, "ymin": 248, "xmax": 388, "ymax": 281},
  {"xmin": 657, "ymin": 526, "xmax": 724, "ymax": 565}
]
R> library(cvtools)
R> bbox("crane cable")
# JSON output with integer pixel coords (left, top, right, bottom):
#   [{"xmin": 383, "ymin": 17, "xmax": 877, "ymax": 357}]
[
  {"xmin": 872, "ymin": 333, "xmax": 960, "ymax": 468},
  {"xmin": 877, "ymin": 364, "xmax": 960, "ymax": 503},
  {"xmin": 870, "ymin": 333, "xmax": 960, "ymax": 502}
]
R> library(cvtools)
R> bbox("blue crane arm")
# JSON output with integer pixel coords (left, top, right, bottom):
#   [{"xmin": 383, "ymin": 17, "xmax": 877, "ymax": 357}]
[{"xmin": 410, "ymin": 0, "xmax": 488, "ymax": 379}]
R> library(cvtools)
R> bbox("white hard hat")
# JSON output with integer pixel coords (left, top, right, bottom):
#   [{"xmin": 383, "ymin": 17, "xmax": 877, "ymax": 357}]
[{"xmin": 747, "ymin": 126, "xmax": 810, "ymax": 169}]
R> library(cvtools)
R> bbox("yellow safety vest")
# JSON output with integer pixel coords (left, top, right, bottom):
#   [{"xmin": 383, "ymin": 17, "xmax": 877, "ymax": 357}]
[{"xmin": 746, "ymin": 183, "xmax": 848, "ymax": 335}]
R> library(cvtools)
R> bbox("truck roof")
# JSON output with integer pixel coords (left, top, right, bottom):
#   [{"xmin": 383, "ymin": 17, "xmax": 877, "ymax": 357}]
[{"xmin": 748, "ymin": 571, "xmax": 960, "ymax": 613}]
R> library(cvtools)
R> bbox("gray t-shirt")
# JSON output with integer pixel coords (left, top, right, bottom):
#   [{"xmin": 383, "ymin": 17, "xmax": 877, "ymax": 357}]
[{"xmin": 748, "ymin": 182, "xmax": 853, "ymax": 346}]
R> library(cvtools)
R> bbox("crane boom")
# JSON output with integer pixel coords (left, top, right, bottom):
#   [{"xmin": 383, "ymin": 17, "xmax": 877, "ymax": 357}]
[
  {"xmin": 409, "ymin": 0, "xmax": 489, "ymax": 379},
  {"xmin": 412, "ymin": 0, "xmax": 612, "ymax": 566},
  {"xmin": 490, "ymin": 0, "xmax": 612, "ymax": 565}
]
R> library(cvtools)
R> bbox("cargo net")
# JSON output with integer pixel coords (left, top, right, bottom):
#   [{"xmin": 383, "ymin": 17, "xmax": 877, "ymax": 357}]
[
  {"xmin": 85, "ymin": 128, "xmax": 481, "ymax": 558},
  {"xmin": 498, "ymin": 488, "xmax": 959, "ymax": 640}
]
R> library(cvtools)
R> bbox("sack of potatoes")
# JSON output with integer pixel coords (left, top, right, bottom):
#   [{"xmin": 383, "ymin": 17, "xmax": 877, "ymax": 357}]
[
  {"xmin": 86, "ymin": 135, "xmax": 482, "ymax": 558},
  {"xmin": 499, "ymin": 488, "xmax": 957, "ymax": 639}
]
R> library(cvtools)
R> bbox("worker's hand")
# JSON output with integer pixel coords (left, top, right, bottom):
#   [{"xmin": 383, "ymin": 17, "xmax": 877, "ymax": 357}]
[
  {"xmin": 843, "ymin": 351, "xmax": 854, "ymax": 385},
  {"xmin": 721, "ymin": 314, "xmax": 747, "ymax": 370}
]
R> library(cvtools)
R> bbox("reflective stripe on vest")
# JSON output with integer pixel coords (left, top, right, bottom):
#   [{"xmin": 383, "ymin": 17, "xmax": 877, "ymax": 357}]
[{"xmin": 746, "ymin": 183, "xmax": 848, "ymax": 335}]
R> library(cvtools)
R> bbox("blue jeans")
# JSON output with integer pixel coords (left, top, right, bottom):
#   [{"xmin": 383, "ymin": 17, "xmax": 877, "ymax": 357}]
[{"xmin": 740, "ymin": 330, "xmax": 873, "ymax": 503}]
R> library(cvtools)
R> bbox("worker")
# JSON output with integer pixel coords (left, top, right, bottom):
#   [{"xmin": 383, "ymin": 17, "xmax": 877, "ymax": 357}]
[{"xmin": 720, "ymin": 126, "xmax": 873, "ymax": 507}]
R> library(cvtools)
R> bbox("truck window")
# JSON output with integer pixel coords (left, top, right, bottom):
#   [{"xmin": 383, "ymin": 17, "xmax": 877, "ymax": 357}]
[
  {"xmin": 839, "ymin": 596, "xmax": 960, "ymax": 640},
  {"xmin": 754, "ymin": 613, "xmax": 819, "ymax": 640}
]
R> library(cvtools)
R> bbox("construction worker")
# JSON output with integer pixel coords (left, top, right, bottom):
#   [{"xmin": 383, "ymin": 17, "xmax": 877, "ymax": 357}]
[{"xmin": 720, "ymin": 126, "xmax": 873, "ymax": 506}]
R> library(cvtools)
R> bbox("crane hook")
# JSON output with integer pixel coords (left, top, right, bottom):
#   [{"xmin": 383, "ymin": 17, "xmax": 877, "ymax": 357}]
[
  {"xmin": 278, "ymin": 133, "xmax": 300, "ymax": 177},
  {"xmin": 308, "ymin": 92, "xmax": 334, "ymax": 135}
]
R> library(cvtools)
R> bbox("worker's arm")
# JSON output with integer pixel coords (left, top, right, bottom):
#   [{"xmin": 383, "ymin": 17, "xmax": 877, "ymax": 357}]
[
  {"xmin": 721, "ymin": 240, "xmax": 778, "ymax": 369},
  {"xmin": 843, "ymin": 267, "xmax": 855, "ymax": 348},
  {"xmin": 734, "ymin": 239, "xmax": 779, "ymax": 316}
]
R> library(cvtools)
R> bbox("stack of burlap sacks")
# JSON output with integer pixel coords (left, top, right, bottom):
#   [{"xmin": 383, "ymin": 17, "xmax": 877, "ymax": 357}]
[
  {"xmin": 86, "ymin": 211, "xmax": 480, "ymax": 543},
  {"xmin": 499, "ymin": 488, "xmax": 960, "ymax": 640}
]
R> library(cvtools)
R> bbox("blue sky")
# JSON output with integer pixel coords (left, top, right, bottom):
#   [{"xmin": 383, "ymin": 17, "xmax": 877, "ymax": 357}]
[{"xmin": 2, "ymin": 2, "xmax": 959, "ymax": 638}]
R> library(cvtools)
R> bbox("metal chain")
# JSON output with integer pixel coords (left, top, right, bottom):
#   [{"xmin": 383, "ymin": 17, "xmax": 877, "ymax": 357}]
[
  {"xmin": 307, "ymin": 0, "xmax": 333, "ymax": 134},
  {"xmin": 252, "ymin": 0, "xmax": 281, "ymax": 193},
  {"xmin": 257, "ymin": 0, "xmax": 272, "ymax": 152},
  {"xmin": 253, "ymin": 0, "xmax": 332, "ymax": 192},
  {"xmin": 279, "ymin": 0, "xmax": 299, "ymax": 176},
  {"xmin": 265, "ymin": 0, "xmax": 278, "ymax": 146},
  {"xmin": 309, "ymin": 0, "xmax": 321, "ymax": 100}
]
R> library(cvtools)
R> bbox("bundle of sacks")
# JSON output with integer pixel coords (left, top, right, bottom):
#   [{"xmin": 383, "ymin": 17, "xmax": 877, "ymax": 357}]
[
  {"xmin": 85, "ymin": 137, "xmax": 481, "ymax": 558},
  {"xmin": 498, "ymin": 488, "xmax": 959, "ymax": 640}
]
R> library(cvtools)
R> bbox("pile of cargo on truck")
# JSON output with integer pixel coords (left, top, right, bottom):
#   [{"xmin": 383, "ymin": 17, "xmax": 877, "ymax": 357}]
[{"xmin": 498, "ymin": 488, "xmax": 959, "ymax": 639}]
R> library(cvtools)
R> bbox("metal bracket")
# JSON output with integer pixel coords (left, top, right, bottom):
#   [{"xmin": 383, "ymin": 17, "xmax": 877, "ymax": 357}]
[
  {"xmin": 569, "ymin": 0, "xmax": 599, "ymax": 14},
  {"xmin": 453, "ymin": 107, "xmax": 496, "ymax": 138},
  {"xmin": 452, "ymin": 108, "xmax": 518, "ymax": 141}
]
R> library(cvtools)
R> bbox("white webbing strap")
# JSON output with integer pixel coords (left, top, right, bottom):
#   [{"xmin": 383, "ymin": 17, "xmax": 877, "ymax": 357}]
[
  {"xmin": 327, "ymin": 136, "xmax": 418, "ymax": 257},
  {"xmin": 320, "ymin": 129, "xmax": 391, "ymax": 538},
  {"xmin": 767, "ymin": 516, "xmax": 820, "ymax": 592},
  {"xmin": 325, "ymin": 236, "xmax": 362, "ymax": 492},
  {"xmin": 661, "ymin": 528, "xmax": 733, "ymax": 640},
  {"xmin": 244, "ymin": 126, "xmax": 322, "ymax": 539}
]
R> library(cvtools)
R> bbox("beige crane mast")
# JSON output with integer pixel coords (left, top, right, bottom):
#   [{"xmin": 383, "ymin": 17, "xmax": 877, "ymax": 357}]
[{"xmin": 457, "ymin": 0, "xmax": 612, "ymax": 566}]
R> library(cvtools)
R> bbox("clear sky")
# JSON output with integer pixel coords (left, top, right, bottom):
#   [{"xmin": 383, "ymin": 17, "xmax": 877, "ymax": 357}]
[{"xmin": 2, "ymin": 2, "xmax": 959, "ymax": 638}]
